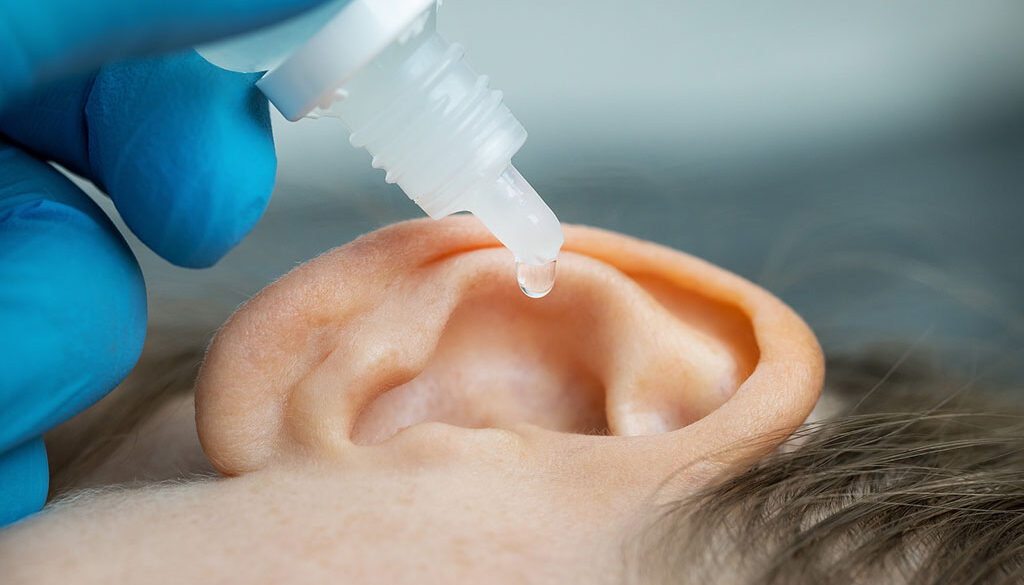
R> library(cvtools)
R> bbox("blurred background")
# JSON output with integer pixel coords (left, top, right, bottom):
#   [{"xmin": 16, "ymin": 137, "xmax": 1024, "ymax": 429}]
[{"xmin": 98, "ymin": 0, "xmax": 1024, "ymax": 384}]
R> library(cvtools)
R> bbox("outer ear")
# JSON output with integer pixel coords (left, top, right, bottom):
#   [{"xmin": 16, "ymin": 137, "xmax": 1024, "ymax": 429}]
[{"xmin": 196, "ymin": 216, "xmax": 823, "ymax": 489}]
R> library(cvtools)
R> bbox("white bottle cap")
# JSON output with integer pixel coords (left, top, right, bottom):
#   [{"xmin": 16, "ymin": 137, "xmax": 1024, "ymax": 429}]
[{"xmin": 258, "ymin": 0, "xmax": 435, "ymax": 121}]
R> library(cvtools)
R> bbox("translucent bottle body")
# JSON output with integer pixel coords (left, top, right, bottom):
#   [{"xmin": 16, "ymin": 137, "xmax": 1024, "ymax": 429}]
[
  {"xmin": 200, "ymin": 0, "xmax": 563, "ymax": 277},
  {"xmin": 315, "ymin": 11, "xmax": 562, "ymax": 265}
]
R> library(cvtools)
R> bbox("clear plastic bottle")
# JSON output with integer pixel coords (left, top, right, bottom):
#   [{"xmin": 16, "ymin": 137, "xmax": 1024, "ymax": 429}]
[{"xmin": 199, "ymin": 0, "xmax": 563, "ymax": 293}]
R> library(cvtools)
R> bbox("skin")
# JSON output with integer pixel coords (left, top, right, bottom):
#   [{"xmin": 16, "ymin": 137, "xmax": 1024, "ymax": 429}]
[{"xmin": 0, "ymin": 217, "xmax": 823, "ymax": 584}]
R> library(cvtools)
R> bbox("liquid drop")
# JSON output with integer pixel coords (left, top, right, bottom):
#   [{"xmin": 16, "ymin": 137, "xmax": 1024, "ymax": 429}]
[{"xmin": 515, "ymin": 260, "xmax": 557, "ymax": 299}]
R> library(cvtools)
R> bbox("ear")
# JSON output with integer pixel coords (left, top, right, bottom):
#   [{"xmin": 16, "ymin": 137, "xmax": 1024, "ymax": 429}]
[{"xmin": 195, "ymin": 216, "xmax": 822, "ymax": 491}]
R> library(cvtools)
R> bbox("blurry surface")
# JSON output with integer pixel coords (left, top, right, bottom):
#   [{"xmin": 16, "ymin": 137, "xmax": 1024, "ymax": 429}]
[{"xmin": 95, "ymin": 0, "xmax": 1024, "ymax": 383}]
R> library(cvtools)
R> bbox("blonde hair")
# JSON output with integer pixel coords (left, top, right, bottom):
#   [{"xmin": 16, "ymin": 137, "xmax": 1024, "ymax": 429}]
[{"xmin": 44, "ymin": 326, "xmax": 208, "ymax": 496}]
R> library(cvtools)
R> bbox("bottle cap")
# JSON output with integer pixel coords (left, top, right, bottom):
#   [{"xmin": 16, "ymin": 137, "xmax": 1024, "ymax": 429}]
[{"xmin": 258, "ymin": 0, "xmax": 435, "ymax": 121}]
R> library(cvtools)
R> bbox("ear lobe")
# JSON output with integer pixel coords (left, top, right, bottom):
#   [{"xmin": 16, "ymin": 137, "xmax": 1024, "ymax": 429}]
[{"xmin": 196, "ymin": 217, "xmax": 822, "ymax": 480}]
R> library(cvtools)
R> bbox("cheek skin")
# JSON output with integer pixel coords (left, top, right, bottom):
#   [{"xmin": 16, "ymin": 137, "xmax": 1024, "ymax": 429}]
[{"xmin": 0, "ymin": 455, "xmax": 626, "ymax": 585}]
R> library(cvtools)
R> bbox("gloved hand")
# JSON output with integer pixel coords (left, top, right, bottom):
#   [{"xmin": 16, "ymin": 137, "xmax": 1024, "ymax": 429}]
[{"xmin": 0, "ymin": 0, "xmax": 329, "ymax": 526}]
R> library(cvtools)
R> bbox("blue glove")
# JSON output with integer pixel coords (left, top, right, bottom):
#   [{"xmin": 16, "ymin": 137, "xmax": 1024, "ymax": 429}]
[{"xmin": 0, "ymin": 0, "xmax": 328, "ymax": 526}]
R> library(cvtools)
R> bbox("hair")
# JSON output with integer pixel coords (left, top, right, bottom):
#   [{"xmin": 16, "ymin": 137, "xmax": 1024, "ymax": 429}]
[
  {"xmin": 44, "ymin": 326, "xmax": 209, "ymax": 495},
  {"xmin": 44, "ymin": 335, "xmax": 1024, "ymax": 584},
  {"xmin": 634, "ymin": 356, "xmax": 1024, "ymax": 585}
]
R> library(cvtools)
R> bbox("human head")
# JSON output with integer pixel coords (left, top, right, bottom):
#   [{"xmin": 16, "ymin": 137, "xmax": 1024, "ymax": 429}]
[
  {"xmin": 11, "ymin": 218, "xmax": 1019, "ymax": 583},
  {"xmin": 0, "ymin": 216, "xmax": 822, "ymax": 582}
]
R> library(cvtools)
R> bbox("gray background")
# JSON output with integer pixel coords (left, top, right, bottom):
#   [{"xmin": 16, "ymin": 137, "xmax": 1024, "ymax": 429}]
[{"xmin": 108, "ymin": 0, "xmax": 1024, "ymax": 385}]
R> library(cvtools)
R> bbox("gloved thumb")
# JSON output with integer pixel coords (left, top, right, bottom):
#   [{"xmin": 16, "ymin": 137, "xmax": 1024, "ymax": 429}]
[{"xmin": 0, "ymin": 0, "xmax": 333, "ymax": 104}]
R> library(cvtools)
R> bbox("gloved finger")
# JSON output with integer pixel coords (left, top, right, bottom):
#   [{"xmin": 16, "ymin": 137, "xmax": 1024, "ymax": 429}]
[
  {"xmin": 0, "ymin": 438, "xmax": 47, "ymax": 527},
  {"xmin": 1, "ymin": 51, "xmax": 277, "ymax": 268},
  {"xmin": 0, "ymin": 140, "xmax": 146, "ymax": 523},
  {"xmin": 0, "ymin": 0, "xmax": 332, "ymax": 103}
]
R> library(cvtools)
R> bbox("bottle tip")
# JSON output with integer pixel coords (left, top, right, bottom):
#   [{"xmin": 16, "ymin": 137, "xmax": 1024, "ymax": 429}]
[{"xmin": 469, "ymin": 165, "xmax": 564, "ymax": 265}]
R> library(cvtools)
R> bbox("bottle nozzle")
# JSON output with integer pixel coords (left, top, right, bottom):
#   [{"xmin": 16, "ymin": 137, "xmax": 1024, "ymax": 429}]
[{"xmin": 467, "ymin": 165, "xmax": 564, "ymax": 267}]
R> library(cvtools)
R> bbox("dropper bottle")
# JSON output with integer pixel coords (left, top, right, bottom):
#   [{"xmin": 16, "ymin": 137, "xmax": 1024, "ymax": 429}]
[{"xmin": 198, "ymin": 0, "xmax": 563, "ymax": 297}]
